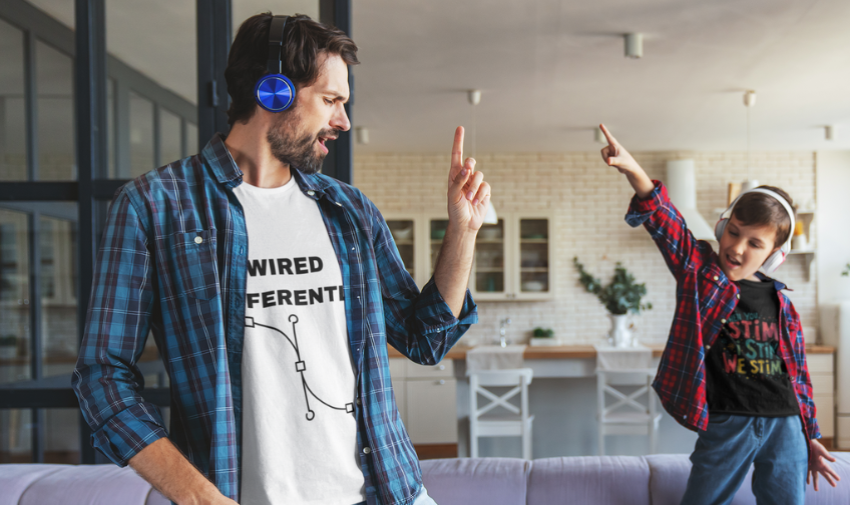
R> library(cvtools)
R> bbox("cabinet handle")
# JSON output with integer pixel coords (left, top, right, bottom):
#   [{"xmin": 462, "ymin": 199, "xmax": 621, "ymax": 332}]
[{"xmin": 437, "ymin": 380, "xmax": 446, "ymax": 385}]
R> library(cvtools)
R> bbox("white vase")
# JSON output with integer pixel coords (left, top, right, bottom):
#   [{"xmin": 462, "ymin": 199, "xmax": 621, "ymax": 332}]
[{"xmin": 609, "ymin": 314, "xmax": 632, "ymax": 347}]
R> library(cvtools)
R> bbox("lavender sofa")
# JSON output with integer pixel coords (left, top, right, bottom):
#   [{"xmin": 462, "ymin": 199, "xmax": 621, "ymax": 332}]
[
  {"xmin": 420, "ymin": 454, "xmax": 850, "ymax": 505},
  {"xmin": 2, "ymin": 453, "xmax": 850, "ymax": 504}
]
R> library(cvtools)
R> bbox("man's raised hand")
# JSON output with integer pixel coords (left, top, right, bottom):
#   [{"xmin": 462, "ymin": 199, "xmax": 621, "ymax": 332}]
[
  {"xmin": 448, "ymin": 126, "xmax": 490, "ymax": 233},
  {"xmin": 599, "ymin": 124, "xmax": 640, "ymax": 175}
]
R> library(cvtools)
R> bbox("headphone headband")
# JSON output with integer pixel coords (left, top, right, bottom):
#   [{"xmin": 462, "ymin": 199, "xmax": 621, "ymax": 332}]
[
  {"xmin": 721, "ymin": 187, "xmax": 796, "ymax": 251},
  {"xmin": 267, "ymin": 15, "xmax": 289, "ymax": 75}
]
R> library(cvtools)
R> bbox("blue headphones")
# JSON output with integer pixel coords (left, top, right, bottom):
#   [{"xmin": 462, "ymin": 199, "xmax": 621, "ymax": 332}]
[{"xmin": 254, "ymin": 15, "xmax": 296, "ymax": 112}]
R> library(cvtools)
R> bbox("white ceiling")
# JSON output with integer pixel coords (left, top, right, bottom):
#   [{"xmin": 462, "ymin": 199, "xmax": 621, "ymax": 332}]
[{"xmin": 24, "ymin": 0, "xmax": 850, "ymax": 153}]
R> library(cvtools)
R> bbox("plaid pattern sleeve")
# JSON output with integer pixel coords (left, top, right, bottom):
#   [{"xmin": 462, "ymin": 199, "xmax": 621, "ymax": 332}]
[
  {"xmin": 625, "ymin": 180, "xmax": 701, "ymax": 280},
  {"xmin": 370, "ymin": 203, "xmax": 476, "ymax": 364},
  {"xmin": 72, "ymin": 190, "xmax": 168, "ymax": 466},
  {"xmin": 782, "ymin": 297, "xmax": 821, "ymax": 439}
]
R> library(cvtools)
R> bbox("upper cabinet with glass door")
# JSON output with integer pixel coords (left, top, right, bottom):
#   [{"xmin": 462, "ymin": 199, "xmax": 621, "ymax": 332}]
[
  {"xmin": 515, "ymin": 216, "xmax": 553, "ymax": 300},
  {"xmin": 385, "ymin": 218, "xmax": 416, "ymax": 280},
  {"xmin": 472, "ymin": 219, "xmax": 506, "ymax": 299},
  {"xmin": 470, "ymin": 213, "xmax": 554, "ymax": 301}
]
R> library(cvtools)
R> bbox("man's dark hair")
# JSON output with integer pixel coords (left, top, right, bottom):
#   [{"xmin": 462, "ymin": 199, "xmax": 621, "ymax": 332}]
[
  {"xmin": 225, "ymin": 13, "xmax": 359, "ymax": 126},
  {"xmin": 732, "ymin": 185, "xmax": 795, "ymax": 248}
]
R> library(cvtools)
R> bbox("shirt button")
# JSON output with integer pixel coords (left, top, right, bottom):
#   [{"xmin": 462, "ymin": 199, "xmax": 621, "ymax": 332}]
[
  {"xmin": 336, "ymin": 202, "xmax": 343, "ymax": 207},
  {"xmin": 307, "ymin": 190, "xmax": 315, "ymax": 196},
  {"xmin": 356, "ymin": 398, "xmax": 362, "ymax": 405},
  {"xmin": 736, "ymin": 294, "xmax": 740, "ymax": 299},
  {"xmin": 363, "ymin": 447, "xmax": 371, "ymax": 454},
  {"xmin": 713, "ymin": 275, "xmax": 719, "ymax": 281},
  {"xmin": 705, "ymin": 345, "xmax": 711, "ymax": 350},
  {"xmin": 721, "ymin": 319, "xmax": 727, "ymax": 324},
  {"xmin": 194, "ymin": 236, "xmax": 203, "ymax": 244}
]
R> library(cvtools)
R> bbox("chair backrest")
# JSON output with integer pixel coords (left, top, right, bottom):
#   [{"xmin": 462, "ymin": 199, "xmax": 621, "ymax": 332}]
[
  {"xmin": 469, "ymin": 368, "xmax": 533, "ymax": 420},
  {"xmin": 596, "ymin": 369, "xmax": 657, "ymax": 418}
]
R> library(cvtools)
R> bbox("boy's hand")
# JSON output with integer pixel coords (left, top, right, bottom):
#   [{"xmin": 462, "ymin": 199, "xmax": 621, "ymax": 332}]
[
  {"xmin": 808, "ymin": 439, "xmax": 841, "ymax": 491},
  {"xmin": 599, "ymin": 124, "xmax": 641, "ymax": 175},
  {"xmin": 598, "ymin": 124, "xmax": 654, "ymax": 199}
]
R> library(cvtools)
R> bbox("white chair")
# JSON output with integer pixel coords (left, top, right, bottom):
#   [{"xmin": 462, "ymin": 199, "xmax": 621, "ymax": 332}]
[
  {"xmin": 595, "ymin": 346, "xmax": 661, "ymax": 456},
  {"xmin": 468, "ymin": 368, "xmax": 534, "ymax": 460}
]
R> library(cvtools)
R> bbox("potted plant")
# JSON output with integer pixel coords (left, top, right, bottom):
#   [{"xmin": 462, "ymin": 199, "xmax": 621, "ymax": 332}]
[
  {"xmin": 0, "ymin": 335, "xmax": 18, "ymax": 360},
  {"xmin": 530, "ymin": 327, "xmax": 558, "ymax": 347},
  {"xmin": 573, "ymin": 257, "xmax": 652, "ymax": 347}
]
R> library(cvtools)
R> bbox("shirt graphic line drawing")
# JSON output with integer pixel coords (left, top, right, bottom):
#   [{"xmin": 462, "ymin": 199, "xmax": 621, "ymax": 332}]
[{"xmin": 244, "ymin": 314, "xmax": 355, "ymax": 421}]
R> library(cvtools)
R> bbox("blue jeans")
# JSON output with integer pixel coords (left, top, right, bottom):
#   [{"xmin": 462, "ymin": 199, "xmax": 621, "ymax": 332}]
[
  {"xmin": 681, "ymin": 414, "xmax": 808, "ymax": 505},
  {"xmin": 353, "ymin": 486, "xmax": 437, "ymax": 505}
]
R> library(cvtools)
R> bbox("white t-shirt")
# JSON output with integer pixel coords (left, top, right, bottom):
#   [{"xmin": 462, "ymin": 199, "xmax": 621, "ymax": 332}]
[{"xmin": 234, "ymin": 176, "xmax": 365, "ymax": 505}]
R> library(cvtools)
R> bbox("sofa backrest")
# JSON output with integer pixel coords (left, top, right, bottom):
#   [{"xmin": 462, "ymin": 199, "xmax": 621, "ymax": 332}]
[
  {"xmin": 527, "ymin": 456, "xmax": 651, "ymax": 505},
  {"xmin": 421, "ymin": 457, "xmax": 531, "ymax": 505},
  {"xmin": 0, "ymin": 464, "xmax": 168, "ymax": 505}
]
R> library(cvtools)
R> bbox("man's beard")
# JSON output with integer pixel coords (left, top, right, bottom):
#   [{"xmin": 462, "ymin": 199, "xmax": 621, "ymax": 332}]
[{"xmin": 266, "ymin": 110, "xmax": 337, "ymax": 175}]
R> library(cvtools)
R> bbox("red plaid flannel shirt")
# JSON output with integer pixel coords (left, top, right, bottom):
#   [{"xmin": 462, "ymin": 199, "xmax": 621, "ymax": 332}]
[{"xmin": 626, "ymin": 181, "xmax": 821, "ymax": 442}]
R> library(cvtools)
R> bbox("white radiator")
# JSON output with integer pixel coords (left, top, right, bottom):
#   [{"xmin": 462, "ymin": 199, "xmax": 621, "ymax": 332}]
[{"xmin": 820, "ymin": 301, "xmax": 850, "ymax": 449}]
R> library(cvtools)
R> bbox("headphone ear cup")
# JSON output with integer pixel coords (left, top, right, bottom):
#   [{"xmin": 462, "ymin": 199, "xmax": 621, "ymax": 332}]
[
  {"xmin": 760, "ymin": 250, "xmax": 786, "ymax": 274},
  {"xmin": 254, "ymin": 74, "xmax": 296, "ymax": 112},
  {"xmin": 714, "ymin": 219, "xmax": 727, "ymax": 242}
]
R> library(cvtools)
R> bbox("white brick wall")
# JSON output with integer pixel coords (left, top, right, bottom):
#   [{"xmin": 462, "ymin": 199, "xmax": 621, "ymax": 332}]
[{"xmin": 354, "ymin": 151, "xmax": 818, "ymax": 347}]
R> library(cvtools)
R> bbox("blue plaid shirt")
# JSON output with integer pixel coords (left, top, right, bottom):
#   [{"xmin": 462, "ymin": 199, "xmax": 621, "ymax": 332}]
[{"xmin": 72, "ymin": 134, "xmax": 477, "ymax": 504}]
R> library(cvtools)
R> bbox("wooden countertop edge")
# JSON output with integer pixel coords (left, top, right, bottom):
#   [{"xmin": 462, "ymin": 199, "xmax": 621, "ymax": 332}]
[{"xmin": 386, "ymin": 344, "xmax": 836, "ymax": 360}]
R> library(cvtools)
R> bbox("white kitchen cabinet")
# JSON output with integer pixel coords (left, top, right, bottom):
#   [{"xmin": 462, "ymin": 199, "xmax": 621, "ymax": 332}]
[
  {"xmin": 808, "ymin": 353, "xmax": 835, "ymax": 439},
  {"xmin": 384, "ymin": 213, "xmax": 555, "ymax": 302},
  {"xmin": 388, "ymin": 357, "xmax": 457, "ymax": 444},
  {"xmin": 471, "ymin": 212, "xmax": 555, "ymax": 302}
]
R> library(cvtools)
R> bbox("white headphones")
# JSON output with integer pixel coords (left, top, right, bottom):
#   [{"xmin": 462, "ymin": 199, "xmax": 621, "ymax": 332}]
[{"xmin": 714, "ymin": 188, "xmax": 795, "ymax": 275}]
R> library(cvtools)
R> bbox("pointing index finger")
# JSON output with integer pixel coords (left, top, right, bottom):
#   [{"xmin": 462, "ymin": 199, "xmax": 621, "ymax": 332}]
[
  {"xmin": 451, "ymin": 126, "xmax": 465, "ymax": 175},
  {"xmin": 599, "ymin": 124, "xmax": 619, "ymax": 147}
]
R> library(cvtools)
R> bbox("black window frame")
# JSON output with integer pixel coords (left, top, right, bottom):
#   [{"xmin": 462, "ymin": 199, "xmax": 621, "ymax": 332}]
[{"xmin": 0, "ymin": 0, "xmax": 353, "ymax": 465}]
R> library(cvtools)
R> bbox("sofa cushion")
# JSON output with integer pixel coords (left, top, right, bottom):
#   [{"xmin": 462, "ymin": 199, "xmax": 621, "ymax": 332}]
[
  {"xmin": 646, "ymin": 454, "xmax": 754, "ymax": 505},
  {"xmin": 527, "ymin": 456, "xmax": 651, "ymax": 505},
  {"xmin": 0, "ymin": 464, "xmax": 67, "ymax": 505},
  {"xmin": 421, "ymin": 457, "xmax": 530, "ymax": 505},
  {"xmin": 20, "ymin": 464, "xmax": 156, "ymax": 505}
]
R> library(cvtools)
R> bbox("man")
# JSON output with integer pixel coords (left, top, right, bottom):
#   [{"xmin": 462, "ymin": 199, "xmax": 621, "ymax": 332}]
[{"xmin": 73, "ymin": 13, "xmax": 489, "ymax": 505}]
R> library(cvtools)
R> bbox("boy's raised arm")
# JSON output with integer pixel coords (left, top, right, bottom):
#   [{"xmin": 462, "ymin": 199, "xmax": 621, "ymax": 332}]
[
  {"xmin": 600, "ymin": 123, "xmax": 699, "ymax": 280},
  {"xmin": 599, "ymin": 124, "xmax": 654, "ymax": 199}
]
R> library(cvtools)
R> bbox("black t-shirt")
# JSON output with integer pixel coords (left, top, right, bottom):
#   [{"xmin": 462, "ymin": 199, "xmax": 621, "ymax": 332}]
[{"xmin": 705, "ymin": 278, "xmax": 799, "ymax": 417}]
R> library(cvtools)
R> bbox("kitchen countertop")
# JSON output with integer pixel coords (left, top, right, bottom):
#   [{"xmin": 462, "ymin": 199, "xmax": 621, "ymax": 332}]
[{"xmin": 387, "ymin": 344, "xmax": 836, "ymax": 360}]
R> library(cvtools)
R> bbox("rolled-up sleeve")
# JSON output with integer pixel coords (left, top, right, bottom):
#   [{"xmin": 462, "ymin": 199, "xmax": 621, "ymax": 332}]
[
  {"xmin": 625, "ymin": 180, "xmax": 699, "ymax": 281},
  {"xmin": 371, "ymin": 205, "xmax": 477, "ymax": 365},
  {"xmin": 72, "ymin": 190, "xmax": 167, "ymax": 466}
]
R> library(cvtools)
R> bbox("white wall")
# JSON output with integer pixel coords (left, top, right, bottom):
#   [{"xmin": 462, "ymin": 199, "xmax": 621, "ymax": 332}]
[{"xmin": 816, "ymin": 151, "xmax": 850, "ymax": 305}]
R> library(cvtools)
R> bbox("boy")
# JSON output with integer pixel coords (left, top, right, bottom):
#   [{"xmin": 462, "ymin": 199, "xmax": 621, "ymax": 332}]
[{"xmin": 598, "ymin": 124, "xmax": 839, "ymax": 504}]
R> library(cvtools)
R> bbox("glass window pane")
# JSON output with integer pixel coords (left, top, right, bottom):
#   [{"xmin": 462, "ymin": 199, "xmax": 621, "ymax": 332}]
[
  {"xmin": 107, "ymin": 1, "xmax": 197, "ymax": 178},
  {"xmin": 186, "ymin": 122, "xmax": 198, "ymax": 156},
  {"xmin": 129, "ymin": 91, "xmax": 154, "ymax": 177},
  {"xmin": 36, "ymin": 41, "xmax": 75, "ymax": 181},
  {"xmin": 0, "ymin": 19, "xmax": 27, "ymax": 181},
  {"xmin": 0, "ymin": 208, "xmax": 31, "ymax": 384},
  {"xmin": 233, "ymin": 1, "xmax": 320, "ymax": 36},
  {"xmin": 44, "ymin": 408, "xmax": 79, "ymax": 464},
  {"xmin": 40, "ymin": 213, "xmax": 78, "ymax": 369},
  {"xmin": 0, "ymin": 409, "xmax": 32, "ymax": 463},
  {"xmin": 159, "ymin": 108, "xmax": 182, "ymax": 166}
]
